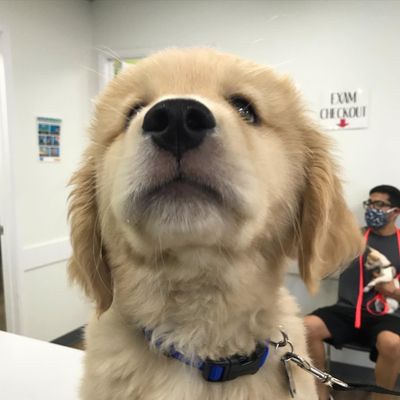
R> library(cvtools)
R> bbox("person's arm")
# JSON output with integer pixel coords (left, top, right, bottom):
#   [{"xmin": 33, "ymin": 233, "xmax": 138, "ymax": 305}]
[{"xmin": 375, "ymin": 281, "xmax": 400, "ymax": 302}]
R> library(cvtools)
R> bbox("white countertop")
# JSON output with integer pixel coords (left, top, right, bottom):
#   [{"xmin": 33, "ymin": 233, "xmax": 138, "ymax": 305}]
[{"xmin": 0, "ymin": 330, "xmax": 84, "ymax": 400}]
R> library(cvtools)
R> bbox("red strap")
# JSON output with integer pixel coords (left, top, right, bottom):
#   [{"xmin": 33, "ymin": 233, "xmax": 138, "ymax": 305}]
[
  {"xmin": 355, "ymin": 229, "xmax": 370, "ymax": 328},
  {"xmin": 366, "ymin": 293, "xmax": 390, "ymax": 316}
]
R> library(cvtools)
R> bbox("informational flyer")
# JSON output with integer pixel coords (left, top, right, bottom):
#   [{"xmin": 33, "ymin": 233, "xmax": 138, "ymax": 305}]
[{"xmin": 37, "ymin": 117, "xmax": 61, "ymax": 162}]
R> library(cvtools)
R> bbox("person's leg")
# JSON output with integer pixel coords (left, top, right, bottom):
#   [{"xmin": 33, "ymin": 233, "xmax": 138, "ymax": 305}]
[
  {"xmin": 372, "ymin": 330, "xmax": 400, "ymax": 400},
  {"xmin": 304, "ymin": 315, "xmax": 332, "ymax": 400},
  {"xmin": 305, "ymin": 306, "xmax": 356, "ymax": 400}
]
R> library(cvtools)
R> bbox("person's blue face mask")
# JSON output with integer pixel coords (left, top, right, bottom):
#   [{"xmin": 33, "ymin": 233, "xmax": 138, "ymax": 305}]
[{"xmin": 364, "ymin": 207, "xmax": 395, "ymax": 229}]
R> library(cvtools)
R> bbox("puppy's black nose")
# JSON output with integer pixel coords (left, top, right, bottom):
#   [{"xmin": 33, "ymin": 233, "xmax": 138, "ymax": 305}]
[{"xmin": 142, "ymin": 99, "xmax": 216, "ymax": 159}]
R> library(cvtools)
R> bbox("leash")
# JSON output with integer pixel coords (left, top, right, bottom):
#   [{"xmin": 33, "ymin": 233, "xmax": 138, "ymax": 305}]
[
  {"xmin": 354, "ymin": 229, "xmax": 370, "ymax": 328},
  {"xmin": 272, "ymin": 329, "xmax": 400, "ymax": 398}
]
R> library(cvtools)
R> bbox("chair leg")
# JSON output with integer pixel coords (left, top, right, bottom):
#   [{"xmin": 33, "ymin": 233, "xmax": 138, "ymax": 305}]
[{"xmin": 325, "ymin": 343, "xmax": 331, "ymax": 372}]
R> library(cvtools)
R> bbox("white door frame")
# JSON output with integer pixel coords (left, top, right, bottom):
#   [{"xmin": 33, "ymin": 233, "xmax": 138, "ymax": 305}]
[{"xmin": 0, "ymin": 25, "xmax": 21, "ymax": 333}]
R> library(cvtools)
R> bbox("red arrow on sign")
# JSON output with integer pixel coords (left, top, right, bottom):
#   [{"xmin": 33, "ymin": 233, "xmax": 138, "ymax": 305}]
[{"xmin": 337, "ymin": 119, "xmax": 349, "ymax": 128}]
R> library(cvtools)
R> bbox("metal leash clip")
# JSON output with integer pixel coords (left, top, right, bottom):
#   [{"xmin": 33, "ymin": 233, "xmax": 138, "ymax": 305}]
[
  {"xmin": 271, "ymin": 328, "xmax": 297, "ymax": 397},
  {"xmin": 272, "ymin": 328, "xmax": 400, "ymax": 398},
  {"xmin": 282, "ymin": 352, "xmax": 349, "ymax": 389},
  {"xmin": 271, "ymin": 328, "xmax": 348, "ymax": 398}
]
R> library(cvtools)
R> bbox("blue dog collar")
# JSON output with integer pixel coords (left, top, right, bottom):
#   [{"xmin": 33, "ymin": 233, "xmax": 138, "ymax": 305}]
[{"xmin": 144, "ymin": 329, "xmax": 269, "ymax": 382}]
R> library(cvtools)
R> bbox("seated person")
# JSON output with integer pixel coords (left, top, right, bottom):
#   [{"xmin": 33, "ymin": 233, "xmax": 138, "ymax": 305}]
[{"xmin": 304, "ymin": 185, "xmax": 400, "ymax": 400}]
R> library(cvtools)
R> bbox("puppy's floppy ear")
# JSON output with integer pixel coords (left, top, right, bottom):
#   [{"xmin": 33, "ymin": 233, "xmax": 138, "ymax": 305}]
[
  {"xmin": 68, "ymin": 148, "xmax": 113, "ymax": 314},
  {"xmin": 298, "ymin": 130, "xmax": 364, "ymax": 293}
]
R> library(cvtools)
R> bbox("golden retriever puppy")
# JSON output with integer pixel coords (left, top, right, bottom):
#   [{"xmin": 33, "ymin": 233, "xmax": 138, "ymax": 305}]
[{"xmin": 69, "ymin": 48, "xmax": 364, "ymax": 400}]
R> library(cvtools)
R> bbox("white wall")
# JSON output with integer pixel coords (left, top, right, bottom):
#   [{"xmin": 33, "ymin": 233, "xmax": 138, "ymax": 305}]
[
  {"xmin": 0, "ymin": 0, "xmax": 94, "ymax": 340},
  {"xmin": 91, "ymin": 0, "xmax": 400, "ymax": 367},
  {"xmin": 92, "ymin": 0, "xmax": 400, "ymax": 221},
  {"xmin": 1, "ymin": 0, "xmax": 400, "ymax": 359}
]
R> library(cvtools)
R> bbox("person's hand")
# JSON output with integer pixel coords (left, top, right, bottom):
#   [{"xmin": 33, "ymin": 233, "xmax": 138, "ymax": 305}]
[{"xmin": 375, "ymin": 281, "xmax": 398, "ymax": 298}]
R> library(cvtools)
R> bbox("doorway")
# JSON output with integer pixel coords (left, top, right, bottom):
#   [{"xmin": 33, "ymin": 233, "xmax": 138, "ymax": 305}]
[
  {"xmin": 0, "ymin": 230, "xmax": 5, "ymax": 330},
  {"xmin": 0, "ymin": 33, "xmax": 8, "ymax": 331},
  {"xmin": 0, "ymin": 27, "xmax": 19, "ymax": 333}
]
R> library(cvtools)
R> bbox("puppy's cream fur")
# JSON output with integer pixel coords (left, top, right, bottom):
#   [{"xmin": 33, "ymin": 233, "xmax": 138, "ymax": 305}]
[{"xmin": 69, "ymin": 48, "xmax": 364, "ymax": 400}]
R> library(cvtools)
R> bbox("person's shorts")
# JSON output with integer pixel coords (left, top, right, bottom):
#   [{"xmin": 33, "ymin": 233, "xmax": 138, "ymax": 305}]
[{"xmin": 310, "ymin": 304, "xmax": 400, "ymax": 362}]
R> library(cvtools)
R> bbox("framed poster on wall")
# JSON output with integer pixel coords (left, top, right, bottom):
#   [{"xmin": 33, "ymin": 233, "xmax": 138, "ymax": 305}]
[{"xmin": 37, "ymin": 117, "xmax": 61, "ymax": 162}]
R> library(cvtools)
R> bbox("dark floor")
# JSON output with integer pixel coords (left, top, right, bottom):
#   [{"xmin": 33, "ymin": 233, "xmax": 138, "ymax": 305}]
[
  {"xmin": 52, "ymin": 326, "xmax": 85, "ymax": 350},
  {"xmin": 329, "ymin": 362, "xmax": 371, "ymax": 399},
  {"xmin": 330, "ymin": 361, "xmax": 400, "ymax": 399},
  {"xmin": 333, "ymin": 390, "xmax": 371, "ymax": 400}
]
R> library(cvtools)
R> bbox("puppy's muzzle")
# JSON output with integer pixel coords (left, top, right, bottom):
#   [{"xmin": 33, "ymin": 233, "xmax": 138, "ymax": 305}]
[{"xmin": 142, "ymin": 98, "xmax": 216, "ymax": 160}]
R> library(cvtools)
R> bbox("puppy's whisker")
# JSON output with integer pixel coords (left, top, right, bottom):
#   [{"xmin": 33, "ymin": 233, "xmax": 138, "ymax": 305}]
[
  {"xmin": 95, "ymin": 46, "xmax": 123, "ymax": 64},
  {"xmin": 80, "ymin": 64, "xmax": 108, "ymax": 80}
]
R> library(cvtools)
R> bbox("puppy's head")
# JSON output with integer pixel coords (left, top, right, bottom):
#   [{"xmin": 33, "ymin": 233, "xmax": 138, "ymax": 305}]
[
  {"xmin": 365, "ymin": 247, "xmax": 391, "ymax": 271},
  {"xmin": 68, "ymin": 48, "xmax": 364, "ymax": 312}
]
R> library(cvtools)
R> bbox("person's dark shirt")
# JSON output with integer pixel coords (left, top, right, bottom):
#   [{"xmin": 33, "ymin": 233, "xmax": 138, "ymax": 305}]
[{"xmin": 337, "ymin": 230, "xmax": 400, "ymax": 316}]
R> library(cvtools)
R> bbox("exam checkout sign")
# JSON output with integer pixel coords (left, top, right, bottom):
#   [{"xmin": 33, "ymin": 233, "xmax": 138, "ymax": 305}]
[{"xmin": 318, "ymin": 89, "xmax": 369, "ymax": 130}]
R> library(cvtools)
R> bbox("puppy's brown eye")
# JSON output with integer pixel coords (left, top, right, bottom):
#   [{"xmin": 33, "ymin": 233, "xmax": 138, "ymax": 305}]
[
  {"xmin": 229, "ymin": 96, "xmax": 258, "ymax": 124},
  {"xmin": 125, "ymin": 104, "xmax": 145, "ymax": 128}
]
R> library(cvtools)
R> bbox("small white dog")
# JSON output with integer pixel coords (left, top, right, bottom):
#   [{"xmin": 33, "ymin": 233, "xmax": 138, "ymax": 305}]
[
  {"xmin": 364, "ymin": 247, "xmax": 398, "ymax": 292},
  {"xmin": 364, "ymin": 247, "xmax": 399, "ymax": 313}
]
